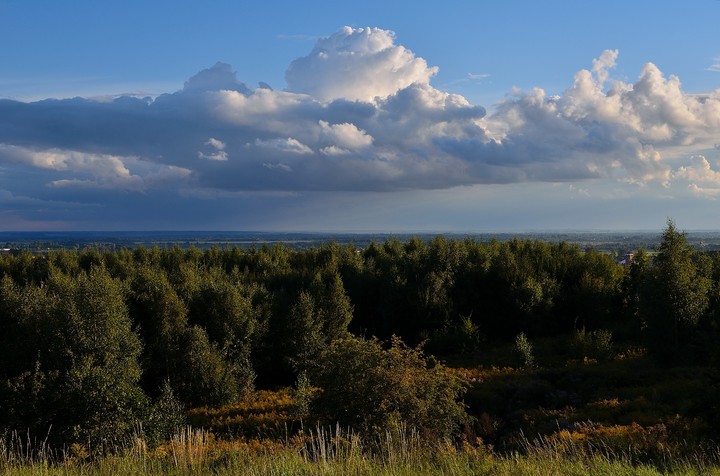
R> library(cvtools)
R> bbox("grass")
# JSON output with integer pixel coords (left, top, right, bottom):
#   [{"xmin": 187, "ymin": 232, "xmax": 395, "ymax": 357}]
[{"xmin": 2, "ymin": 426, "xmax": 720, "ymax": 475}]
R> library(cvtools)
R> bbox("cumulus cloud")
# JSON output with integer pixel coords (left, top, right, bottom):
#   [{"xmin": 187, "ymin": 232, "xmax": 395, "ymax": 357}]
[
  {"xmin": 183, "ymin": 62, "xmax": 250, "ymax": 94},
  {"xmin": 285, "ymin": 26, "xmax": 438, "ymax": 102},
  {"xmin": 318, "ymin": 121, "xmax": 373, "ymax": 149},
  {"xmin": 198, "ymin": 137, "xmax": 228, "ymax": 161},
  {"xmin": 672, "ymin": 155, "xmax": 720, "ymax": 197},
  {"xmin": 470, "ymin": 49, "xmax": 720, "ymax": 186},
  {"xmin": 1, "ymin": 27, "xmax": 720, "ymax": 229}
]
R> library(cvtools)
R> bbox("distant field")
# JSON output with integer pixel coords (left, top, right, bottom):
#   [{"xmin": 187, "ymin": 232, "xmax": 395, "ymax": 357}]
[{"xmin": 5, "ymin": 229, "xmax": 720, "ymax": 253}]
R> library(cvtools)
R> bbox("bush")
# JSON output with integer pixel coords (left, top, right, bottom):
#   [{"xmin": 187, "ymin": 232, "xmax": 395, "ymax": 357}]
[
  {"xmin": 310, "ymin": 336, "xmax": 469, "ymax": 441},
  {"xmin": 514, "ymin": 332, "xmax": 535, "ymax": 369},
  {"xmin": 426, "ymin": 315, "xmax": 483, "ymax": 355},
  {"xmin": 143, "ymin": 380, "xmax": 186, "ymax": 446},
  {"xmin": 570, "ymin": 328, "xmax": 614, "ymax": 362}
]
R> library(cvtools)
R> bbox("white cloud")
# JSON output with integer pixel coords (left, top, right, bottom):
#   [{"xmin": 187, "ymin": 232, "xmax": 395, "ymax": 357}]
[
  {"xmin": 0, "ymin": 144, "xmax": 190, "ymax": 190},
  {"xmin": 183, "ymin": 62, "xmax": 250, "ymax": 94},
  {"xmin": 320, "ymin": 145, "xmax": 351, "ymax": 156},
  {"xmin": 262, "ymin": 162, "xmax": 292, "ymax": 172},
  {"xmin": 473, "ymin": 50, "xmax": 720, "ymax": 186},
  {"xmin": 285, "ymin": 26, "xmax": 438, "ymax": 102},
  {"xmin": 568, "ymin": 184, "xmax": 590, "ymax": 196},
  {"xmin": 213, "ymin": 88, "xmax": 312, "ymax": 129},
  {"xmin": 591, "ymin": 49, "xmax": 618, "ymax": 87},
  {"xmin": 198, "ymin": 137, "xmax": 228, "ymax": 161},
  {"xmin": 206, "ymin": 138, "xmax": 226, "ymax": 150},
  {"xmin": 253, "ymin": 137, "xmax": 313, "ymax": 154},
  {"xmin": 672, "ymin": 155, "xmax": 720, "ymax": 198},
  {"xmin": 467, "ymin": 73, "xmax": 490, "ymax": 80},
  {"xmin": 318, "ymin": 121, "xmax": 373, "ymax": 149},
  {"xmin": 708, "ymin": 57, "xmax": 720, "ymax": 72},
  {"xmin": 673, "ymin": 155, "xmax": 720, "ymax": 183}
]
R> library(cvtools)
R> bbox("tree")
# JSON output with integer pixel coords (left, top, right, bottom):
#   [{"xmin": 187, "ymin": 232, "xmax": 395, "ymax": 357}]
[
  {"xmin": 186, "ymin": 268, "xmax": 257, "ymax": 398},
  {"xmin": 621, "ymin": 247, "xmax": 650, "ymax": 333},
  {"xmin": 176, "ymin": 325, "xmax": 240, "ymax": 406},
  {"xmin": 0, "ymin": 267, "xmax": 149, "ymax": 447},
  {"xmin": 641, "ymin": 220, "xmax": 711, "ymax": 363},
  {"xmin": 286, "ymin": 290, "xmax": 323, "ymax": 372},
  {"xmin": 127, "ymin": 265, "xmax": 190, "ymax": 397}
]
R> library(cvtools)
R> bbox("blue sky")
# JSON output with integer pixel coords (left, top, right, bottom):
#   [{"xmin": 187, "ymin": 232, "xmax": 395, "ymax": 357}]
[{"xmin": 1, "ymin": 0, "xmax": 720, "ymax": 231}]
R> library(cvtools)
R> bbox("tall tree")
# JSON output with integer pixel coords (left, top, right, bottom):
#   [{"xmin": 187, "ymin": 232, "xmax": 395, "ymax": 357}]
[{"xmin": 642, "ymin": 220, "xmax": 710, "ymax": 363}]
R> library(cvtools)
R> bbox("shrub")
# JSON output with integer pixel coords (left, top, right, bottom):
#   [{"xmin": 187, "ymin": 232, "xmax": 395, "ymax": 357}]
[
  {"xmin": 143, "ymin": 380, "xmax": 186, "ymax": 446},
  {"xmin": 292, "ymin": 371, "xmax": 313, "ymax": 419},
  {"xmin": 570, "ymin": 328, "xmax": 614, "ymax": 362},
  {"xmin": 514, "ymin": 332, "xmax": 535, "ymax": 369},
  {"xmin": 426, "ymin": 315, "xmax": 483, "ymax": 355},
  {"xmin": 311, "ymin": 336, "xmax": 469, "ymax": 440}
]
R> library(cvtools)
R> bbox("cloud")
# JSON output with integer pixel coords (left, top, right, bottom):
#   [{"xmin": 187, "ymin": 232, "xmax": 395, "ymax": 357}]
[
  {"xmin": 672, "ymin": 155, "xmax": 720, "ymax": 197},
  {"xmin": 252, "ymin": 137, "xmax": 313, "ymax": 154},
  {"xmin": 183, "ymin": 62, "xmax": 250, "ymax": 94},
  {"xmin": 320, "ymin": 146, "xmax": 351, "ymax": 156},
  {"xmin": 318, "ymin": 121, "xmax": 373, "ymax": 149},
  {"xmin": 467, "ymin": 50, "xmax": 720, "ymax": 185},
  {"xmin": 198, "ymin": 137, "xmax": 228, "ymax": 161},
  {"xmin": 263, "ymin": 162, "xmax": 292, "ymax": 172},
  {"xmin": 1, "ymin": 28, "xmax": 720, "ymax": 229},
  {"xmin": 0, "ymin": 144, "xmax": 191, "ymax": 190},
  {"xmin": 467, "ymin": 73, "xmax": 490, "ymax": 80},
  {"xmin": 285, "ymin": 26, "xmax": 438, "ymax": 102},
  {"xmin": 709, "ymin": 57, "xmax": 720, "ymax": 72}
]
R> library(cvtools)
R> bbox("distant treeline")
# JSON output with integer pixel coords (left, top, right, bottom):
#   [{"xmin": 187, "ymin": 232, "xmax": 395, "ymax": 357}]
[{"xmin": 0, "ymin": 220, "xmax": 718, "ymax": 447}]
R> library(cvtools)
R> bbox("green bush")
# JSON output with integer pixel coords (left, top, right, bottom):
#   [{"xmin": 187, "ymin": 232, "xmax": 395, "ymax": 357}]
[
  {"xmin": 426, "ymin": 315, "xmax": 483, "ymax": 355},
  {"xmin": 570, "ymin": 328, "xmax": 614, "ymax": 362},
  {"xmin": 515, "ymin": 332, "xmax": 535, "ymax": 369},
  {"xmin": 311, "ymin": 336, "xmax": 469, "ymax": 440}
]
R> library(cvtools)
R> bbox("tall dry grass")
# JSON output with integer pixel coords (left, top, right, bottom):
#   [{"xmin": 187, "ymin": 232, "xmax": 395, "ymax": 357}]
[{"xmin": 1, "ymin": 425, "xmax": 720, "ymax": 475}]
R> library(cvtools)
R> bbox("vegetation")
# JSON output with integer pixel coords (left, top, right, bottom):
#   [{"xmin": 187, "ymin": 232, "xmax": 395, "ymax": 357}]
[
  {"xmin": 311, "ymin": 336, "xmax": 468, "ymax": 439},
  {"xmin": 1, "ymin": 219, "xmax": 720, "ymax": 473}
]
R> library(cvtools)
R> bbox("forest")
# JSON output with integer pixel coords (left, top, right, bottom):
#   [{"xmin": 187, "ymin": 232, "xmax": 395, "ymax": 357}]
[{"xmin": 1, "ymin": 220, "xmax": 720, "ymax": 474}]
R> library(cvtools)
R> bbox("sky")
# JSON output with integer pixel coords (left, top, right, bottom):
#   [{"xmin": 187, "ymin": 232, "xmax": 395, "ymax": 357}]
[{"xmin": 1, "ymin": 0, "xmax": 720, "ymax": 232}]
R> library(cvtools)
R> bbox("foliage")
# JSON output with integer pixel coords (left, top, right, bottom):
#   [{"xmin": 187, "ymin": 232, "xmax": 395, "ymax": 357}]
[
  {"xmin": 311, "ymin": 336, "xmax": 469, "ymax": 440},
  {"xmin": 640, "ymin": 220, "xmax": 711, "ymax": 364},
  {"xmin": 0, "ymin": 267, "xmax": 147, "ymax": 448},
  {"xmin": 425, "ymin": 314, "xmax": 484, "ymax": 355},
  {"xmin": 292, "ymin": 370, "xmax": 313, "ymax": 419},
  {"xmin": 143, "ymin": 380, "xmax": 186, "ymax": 447},
  {"xmin": 570, "ymin": 327, "xmax": 614, "ymax": 362},
  {"xmin": 186, "ymin": 388, "xmax": 296, "ymax": 438},
  {"xmin": 514, "ymin": 332, "xmax": 535, "ymax": 369},
  {"xmin": 2, "ymin": 223, "xmax": 720, "ymax": 453}
]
